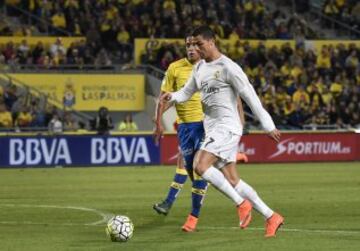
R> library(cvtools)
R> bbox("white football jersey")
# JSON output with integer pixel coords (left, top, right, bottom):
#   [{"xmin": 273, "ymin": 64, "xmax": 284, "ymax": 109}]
[{"xmin": 170, "ymin": 54, "xmax": 275, "ymax": 135}]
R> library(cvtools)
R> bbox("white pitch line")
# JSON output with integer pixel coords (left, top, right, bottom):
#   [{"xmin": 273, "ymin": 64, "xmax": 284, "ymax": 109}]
[
  {"xmin": 0, "ymin": 221, "xmax": 88, "ymax": 226},
  {"xmin": 0, "ymin": 221, "xmax": 358, "ymax": 236},
  {"xmin": 197, "ymin": 226, "xmax": 360, "ymax": 236},
  {"xmin": 0, "ymin": 204, "xmax": 114, "ymax": 226},
  {"xmin": 0, "ymin": 204, "xmax": 359, "ymax": 237}
]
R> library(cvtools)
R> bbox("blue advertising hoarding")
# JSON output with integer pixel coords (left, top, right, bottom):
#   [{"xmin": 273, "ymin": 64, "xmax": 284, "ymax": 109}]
[{"xmin": 0, "ymin": 134, "xmax": 160, "ymax": 167}]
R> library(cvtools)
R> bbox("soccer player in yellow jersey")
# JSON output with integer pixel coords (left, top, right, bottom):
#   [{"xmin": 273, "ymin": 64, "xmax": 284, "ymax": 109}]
[{"xmin": 153, "ymin": 35, "xmax": 207, "ymax": 232}]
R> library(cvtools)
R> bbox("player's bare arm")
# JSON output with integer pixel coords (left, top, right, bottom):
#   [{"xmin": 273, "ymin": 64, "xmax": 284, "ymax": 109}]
[
  {"xmin": 268, "ymin": 129, "xmax": 281, "ymax": 143},
  {"xmin": 153, "ymin": 91, "xmax": 173, "ymax": 145}
]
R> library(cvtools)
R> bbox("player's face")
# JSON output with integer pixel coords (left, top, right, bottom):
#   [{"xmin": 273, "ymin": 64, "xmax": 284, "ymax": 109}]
[
  {"xmin": 185, "ymin": 37, "xmax": 200, "ymax": 63},
  {"xmin": 193, "ymin": 35, "xmax": 214, "ymax": 60}
]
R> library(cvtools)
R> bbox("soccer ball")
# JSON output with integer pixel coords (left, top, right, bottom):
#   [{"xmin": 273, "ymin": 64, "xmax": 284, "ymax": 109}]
[{"xmin": 106, "ymin": 215, "xmax": 134, "ymax": 242}]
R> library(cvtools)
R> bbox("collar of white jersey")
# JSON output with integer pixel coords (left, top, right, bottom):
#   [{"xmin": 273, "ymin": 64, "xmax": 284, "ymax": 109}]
[{"xmin": 203, "ymin": 54, "xmax": 225, "ymax": 65}]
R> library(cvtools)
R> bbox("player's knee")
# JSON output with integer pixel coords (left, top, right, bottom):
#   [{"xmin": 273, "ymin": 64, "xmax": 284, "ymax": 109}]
[{"xmin": 194, "ymin": 161, "xmax": 208, "ymax": 176}]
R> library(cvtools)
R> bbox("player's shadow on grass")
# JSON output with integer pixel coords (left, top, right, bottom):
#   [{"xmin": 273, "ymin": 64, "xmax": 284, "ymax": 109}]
[{"xmin": 135, "ymin": 206, "xmax": 188, "ymax": 233}]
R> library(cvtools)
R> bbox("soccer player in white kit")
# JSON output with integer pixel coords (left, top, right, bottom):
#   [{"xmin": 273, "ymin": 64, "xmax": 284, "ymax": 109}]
[{"xmin": 161, "ymin": 26, "xmax": 284, "ymax": 237}]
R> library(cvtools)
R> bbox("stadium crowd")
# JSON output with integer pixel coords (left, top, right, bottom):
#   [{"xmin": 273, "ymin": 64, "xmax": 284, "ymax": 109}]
[
  {"xmin": 0, "ymin": 83, "xmax": 80, "ymax": 132},
  {"xmin": 142, "ymin": 39, "xmax": 360, "ymax": 129},
  {"xmin": 323, "ymin": 0, "xmax": 360, "ymax": 32},
  {"xmin": 4, "ymin": 0, "xmax": 314, "ymax": 39},
  {"xmin": 2, "ymin": 0, "xmax": 316, "ymax": 64},
  {"xmin": 0, "ymin": 38, "xmax": 114, "ymax": 69},
  {"xmin": 1, "ymin": 0, "xmax": 359, "ymax": 130}
]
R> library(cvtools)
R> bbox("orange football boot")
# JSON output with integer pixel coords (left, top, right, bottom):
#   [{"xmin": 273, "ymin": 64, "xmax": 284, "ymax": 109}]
[
  {"xmin": 182, "ymin": 214, "xmax": 198, "ymax": 232},
  {"xmin": 265, "ymin": 212, "xmax": 284, "ymax": 237},
  {"xmin": 237, "ymin": 199, "xmax": 252, "ymax": 229}
]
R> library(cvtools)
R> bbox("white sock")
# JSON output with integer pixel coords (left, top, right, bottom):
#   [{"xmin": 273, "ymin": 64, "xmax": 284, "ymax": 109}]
[
  {"xmin": 202, "ymin": 166, "xmax": 244, "ymax": 205},
  {"xmin": 235, "ymin": 180, "xmax": 273, "ymax": 219}
]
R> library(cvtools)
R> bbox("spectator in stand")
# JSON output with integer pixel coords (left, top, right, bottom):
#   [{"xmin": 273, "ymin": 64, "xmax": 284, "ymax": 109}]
[
  {"xmin": 95, "ymin": 48, "xmax": 112, "ymax": 68},
  {"xmin": 52, "ymin": 49, "xmax": 67, "ymax": 66},
  {"xmin": 306, "ymin": 81, "xmax": 324, "ymax": 112},
  {"xmin": 317, "ymin": 46, "xmax": 332, "ymax": 75},
  {"xmin": 340, "ymin": 106, "xmax": 353, "ymax": 126},
  {"xmin": 48, "ymin": 113, "xmax": 63, "ymax": 134},
  {"xmin": 2, "ymin": 41, "xmax": 16, "ymax": 62},
  {"xmin": 45, "ymin": 105, "xmax": 58, "ymax": 127},
  {"xmin": 77, "ymin": 121, "xmax": 89, "ymax": 133},
  {"xmin": 0, "ymin": 17, "xmax": 12, "ymax": 36},
  {"xmin": 118, "ymin": 114, "xmax": 138, "ymax": 132},
  {"xmin": 31, "ymin": 41, "xmax": 44, "ymax": 64},
  {"xmin": 31, "ymin": 108, "xmax": 46, "ymax": 128},
  {"xmin": 86, "ymin": 23, "xmax": 101, "ymax": 45},
  {"xmin": 63, "ymin": 112, "xmax": 77, "ymax": 131},
  {"xmin": 0, "ymin": 102, "xmax": 13, "ymax": 129},
  {"xmin": 117, "ymin": 25, "xmax": 130, "ymax": 47},
  {"xmin": 292, "ymin": 84, "xmax": 310, "ymax": 109},
  {"xmin": 3, "ymin": 84, "xmax": 18, "ymax": 111},
  {"xmin": 37, "ymin": 51, "xmax": 54, "ymax": 69},
  {"xmin": 17, "ymin": 39, "xmax": 30, "ymax": 65},
  {"xmin": 323, "ymin": 0, "xmax": 340, "ymax": 19},
  {"xmin": 275, "ymin": 85, "xmax": 291, "ymax": 107},
  {"xmin": 276, "ymin": 22, "xmax": 291, "ymax": 39},
  {"xmin": 283, "ymin": 96, "xmax": 295, "ymax": 117},
  {"xmin": 51, "ymin": 9, "xmax": 67, "ymax": 33},
  {"xmin": 288, "ymin": 104, "xmax": 308, "ymax": 129},
  {"xmin": 321, "ymin": 85, "xmax": 333, "ymax": 106},
  {"xmin": 66, "ymin": 48, "xmax": 83, "ymax": 67},
  {"xmin": 351, "ymin": 2, "xmax": 360, "ymax": 26},
  {"xmin": 330, "ymin": 75, "xmax": 343, "ymax": 97},
  {"xmin": 0, "ymin": 54, "xmax": 9, "ymax": 71},
  {"xmin": 50, "ymin": 38, "xmax": 67, "ymax": 58},
  {"xmin": 345, "ymin": 50, "xmax": 359, "ymax": 77},
  {"xmin": 14, "ymin": 106, "xmax": 33, "ymax": 128},
  {"xmin": 95, "ymin": 106, "xmax": 113, "ymax": 135}
]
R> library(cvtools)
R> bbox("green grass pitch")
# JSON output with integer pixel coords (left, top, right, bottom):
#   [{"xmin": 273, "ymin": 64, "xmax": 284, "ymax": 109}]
[{"xmin": 0, "ymin": 162, "xmax": 360, "ymax": 251}]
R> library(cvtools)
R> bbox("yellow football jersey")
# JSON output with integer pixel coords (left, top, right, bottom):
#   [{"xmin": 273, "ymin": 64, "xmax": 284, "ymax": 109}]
[{"xmin": 161, "ymin": 58, "xmax": 203, "ymax": 124}]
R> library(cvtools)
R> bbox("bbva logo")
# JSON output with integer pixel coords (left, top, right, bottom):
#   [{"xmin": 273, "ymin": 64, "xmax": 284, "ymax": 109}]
[
  {"xmin": 10, "ymin": 138, "xmax": 71, "ymax": 165},
  {"xmin": 91, "ymin": 137, "xmax": 151, "ymax": 164}
]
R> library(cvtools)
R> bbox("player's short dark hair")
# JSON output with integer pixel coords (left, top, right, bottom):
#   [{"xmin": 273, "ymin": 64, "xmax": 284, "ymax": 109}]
[
  {"xmin": 184, "ymin": 31, "xmax": 193, "ymax": 41},
  {"xmin": 192, "ymin": 26, "xmax": 216, "ymax": 40},
  {"xmin": 184, "ymin": 27, "xmax": 196, "ymax": 42}
]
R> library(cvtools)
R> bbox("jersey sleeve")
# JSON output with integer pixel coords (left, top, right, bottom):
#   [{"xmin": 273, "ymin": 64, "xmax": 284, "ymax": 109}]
[
  {"xmin": 170, "ymin": 70, "xmax": 198, "ymax": 103},
  {"xmin": 161, "ymin": 64, "xmax": 175, "ymax": 92},
  {"xmin": 227, "ymin": 62, "xmax": 276, "ymax": 132}
]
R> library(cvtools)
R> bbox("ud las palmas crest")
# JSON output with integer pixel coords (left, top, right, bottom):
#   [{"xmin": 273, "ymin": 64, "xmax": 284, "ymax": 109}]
[{"xmin": 63, "ymin": 78, "xmax": 76, "ymax": 108}]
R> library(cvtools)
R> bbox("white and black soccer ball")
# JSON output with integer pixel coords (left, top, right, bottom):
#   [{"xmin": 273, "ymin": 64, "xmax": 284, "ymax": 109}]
[{"xmin": 106, "ymin": 215, "xmax": 134, "ymax": 242}]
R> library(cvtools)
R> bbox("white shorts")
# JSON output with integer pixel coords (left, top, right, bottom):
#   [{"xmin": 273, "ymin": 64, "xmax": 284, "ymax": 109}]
[{"xmin": 200, "ymin": 128, "xmax": 241, "ymax": 168}]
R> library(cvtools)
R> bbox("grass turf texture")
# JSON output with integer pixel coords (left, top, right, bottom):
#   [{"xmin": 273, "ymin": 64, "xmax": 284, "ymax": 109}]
[{"xmin": 0, "ymin": 162, "xmax": 359, "ymax": 251}]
